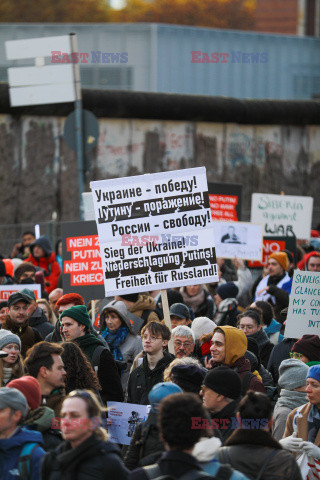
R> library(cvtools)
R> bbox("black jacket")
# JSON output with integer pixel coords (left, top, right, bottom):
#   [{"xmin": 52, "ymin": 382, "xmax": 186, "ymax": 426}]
[
  {"xmin": 29, "ymin": 306, "xmax": 54, "ymax": 338},
  {"xmin": 130, "ymin": 450, "xmax": 206, "ymax": 480},
  {"xmin": 126, "ymin": 352, "xmax": 174, "ymax": 405},
  {"xmin": 125, "ymin": 410, "xmax": 165, "ymax": 470},
  {"xmin": 267, "ymin": 338, "xmax": 297, "ymax": 384},
  {"xmin": 41, "ymin": 433, "xmax": 129, "ymax": 480},
  {"xmin": 210, "ymin": 399, "xmax": 239, "ymax": 444},
  {"xmin": 218, "ymin": 428, "xmax": 302, "ymax": 480}
]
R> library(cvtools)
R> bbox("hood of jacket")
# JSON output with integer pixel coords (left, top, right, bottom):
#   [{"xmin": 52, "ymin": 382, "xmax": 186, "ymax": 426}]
[
  {"xmin": 30, "ymin": 235, "xmax": 53, "ymax": 256},
  {"xmin": 214, "ymin": 325, "xmax": 247, "ymax": 366},
  {"xmin": 30, "ymin": 306, "xmax": 49, "ymax": 326},
  {"xmin": 193, "ymin": 437, "xmax": 222, "ymax": 463},
  {"xmin": 24, "ymin": 406, "xmax": 55, "ymax": 433},
  {"xmin": 0, "ymin": 427, "xmax": 43, "ymax": 452},
  {"xmin": 100, "ymin": 300, "xmax": 134, "ymax": 334},
  {"xmin": 130, "ymin": 294, "xmax": 156, "ymax": 314}
]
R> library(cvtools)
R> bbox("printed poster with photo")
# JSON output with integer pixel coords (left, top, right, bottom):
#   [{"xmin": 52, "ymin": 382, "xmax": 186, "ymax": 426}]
[{"xmin": 213, "ymin": 221, "xmax": 262, "ymax": 261}]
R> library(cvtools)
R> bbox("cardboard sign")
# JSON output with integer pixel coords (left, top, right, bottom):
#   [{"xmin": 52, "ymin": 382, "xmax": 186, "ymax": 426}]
[
  {"xmin": 61, "ymin": 221, "xmax": 105, "ymax": 302},
  {"xmin": 107, "ymin": 402, "xmax": 149, "ymax": 445},
  {"xmin": 90, "ymin": 167, "xmax": 219, "ymax": 296},
  {"xmin": 213, "ymin": 221, "xmax": 262, "ymax": 261},
  {"xmin": 285, "ymin": 270, "xmax": 320, "ymax": 338},
  {"xmin": 0, "ymin": 284, "xmax": 41, "ymax": 300},
  {"xmin": 208, "ymin": 182, "xmax": 242, "ymax": 222},
  {"xmin": 251, "ymin": 193, "xmax": 313, "ymax": 239},
  {"xmin": 248, "ymin": 236, "xmax": 297, "ymax": 268}
]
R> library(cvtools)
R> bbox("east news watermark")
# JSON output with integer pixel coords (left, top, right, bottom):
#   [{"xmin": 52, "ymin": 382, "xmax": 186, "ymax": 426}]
[
  {"xmin": 191, "ymin": 51, "xmax": 268, "ymax": 64},
  {"xmin": 51, "ymin": 51, "xmax": 128, "ymax": 64}
]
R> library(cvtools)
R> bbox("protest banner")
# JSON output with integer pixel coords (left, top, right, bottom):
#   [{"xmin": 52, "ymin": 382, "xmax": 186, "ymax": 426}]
[
  {"xmin": 213, "ymin": 221, "xmax": 262, "ymax": 261},
  {"xmin": 251, "ymin": 193, "xmax": 313, "ymax": 239},
  {"xmin": 61, "ymin": 221, "xmax": 105, "ymax": 302},
  {"xmin": 90, "ymin": 167, "xmax": 219, "ymax": 297},
  {"xmin": 208, "ymin": 182, "xmax": 242, "ymax": 222},
  {"xmin": 106, "ymin": 401, "xmax": 149, "ymax": 445},
  {"xmin": 284, "ymin": 270, "xmax": 320, "ymax": 338},
  {"xmin": 0, "ymin": 284, "xmax": 41, "ymax": 301},
  {"xmin": 248, "ymin": 236, "xmax": 296, "ymax": 268}
]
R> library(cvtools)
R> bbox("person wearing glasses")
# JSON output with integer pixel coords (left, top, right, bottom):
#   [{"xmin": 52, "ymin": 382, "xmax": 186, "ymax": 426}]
[
  {"xmin": 41, "ymin": 389, "xmax": 129, "ymax": 480},
  {"xmin": 171, "ymin": 325, "xmax": 195, "ymax": 359},
  {"xmin": 290, "ymin": 335, "xmax": 320, "ymax": 367},
  {"xmin": 126, "ymin": 322, "xmax": 173, "ymax": 405}
]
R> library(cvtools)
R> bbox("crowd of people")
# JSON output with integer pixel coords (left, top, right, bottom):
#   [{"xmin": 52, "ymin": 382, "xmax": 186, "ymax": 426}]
[{"xmin": 0, "ymin": 230, "xmax": 320, "ymax": 479}]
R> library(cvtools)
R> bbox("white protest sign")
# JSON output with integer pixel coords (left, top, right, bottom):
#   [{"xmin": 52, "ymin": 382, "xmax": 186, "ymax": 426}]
[
  {"xmin": 284, "ymin": 270, "xmax": 320, "ymax": 338},
  {"xmin": 106, "ymin": 401, "xmax": 149, "ymax": 445},
  {"xmin": 0, "ymin": 284, "xmax": 41, "ymax": 301},
  {"xmin": 213, "ymin": 221, "xmax": 262, "ymax": 261},
  {"xmin": 251, "ymin": 193, "xmax": 313, "ymax": 239},
  {"xmin": 90, "ymin": 167, "xmax": 219, "ymax": 296}
]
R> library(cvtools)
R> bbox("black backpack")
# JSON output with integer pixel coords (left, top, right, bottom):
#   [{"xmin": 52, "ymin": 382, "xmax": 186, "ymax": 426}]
[{"xmin": 142, "ymin": 463, "xmax": 233, "ymax": 480}]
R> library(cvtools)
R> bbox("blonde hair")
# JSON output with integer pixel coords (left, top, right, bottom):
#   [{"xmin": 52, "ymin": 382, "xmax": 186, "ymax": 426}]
[
  {"xmin": 0, "ymin": 354, "xmax": 24, "ymax": 386},
  {"xmin": 163, "ymin": 356, "xmax": 204, "ymax": 383}
]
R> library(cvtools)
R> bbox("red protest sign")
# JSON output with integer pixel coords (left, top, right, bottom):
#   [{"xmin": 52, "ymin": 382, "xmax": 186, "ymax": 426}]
[
  {"xmin": 209, "ymin": 194, "xmax": 239, "ymax": 221},
  {"xmin": 248, "ymin": 239, "xmax": 286, "ymax": 268}
]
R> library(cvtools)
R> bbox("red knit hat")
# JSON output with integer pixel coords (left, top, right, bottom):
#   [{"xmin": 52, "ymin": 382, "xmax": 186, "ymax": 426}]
[
  {"xmin": 56, "ymin": 293, "xmax": 85, "ymax": 308},
  {"xmin": 7, "ymin": 376, "xmax": 42, "ymax": 410}
]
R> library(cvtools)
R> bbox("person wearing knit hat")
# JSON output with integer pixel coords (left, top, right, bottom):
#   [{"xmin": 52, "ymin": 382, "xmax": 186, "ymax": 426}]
[
  {"xmin": 0, "ymin": 330, "xmax": 24, "ymax": 387},
  {"xmin": 191, "ymin": 316, "xmax": 217, "ymax": 341},
  {"xmin": 297, "ymin": 251, "xmax": 320, "ymax": 272},
  {"xmin": 291, "ymin": 335, "xmax": 320, "ymax": 365},
  {"xmin": 171, "ymin": 364, "xmax": 205, "ymax": 394},
  {"xmin": 201, "ymin": 366, "xmax": 242, "ymax": 442},
  {"xmin": 206, "ymin": 326, "xmax": 265, "ymax": 395},
  {"xmin": 273, "ymin": 358, "xmax": 308, "ymax": 440},
  {"xmin": 254, "ymin": 251, "xmax": 291, "ymax": 322},
  {"xmin": 60, "ymin": 305, "xmax": 124, "ymax": 404},
  {"xmin": 214, "ymin": 282, "xmax": 240, "ymax": 327},
  {"xmin": 7, "ymin": 375, "xmax": 42, "ymax": 410}
]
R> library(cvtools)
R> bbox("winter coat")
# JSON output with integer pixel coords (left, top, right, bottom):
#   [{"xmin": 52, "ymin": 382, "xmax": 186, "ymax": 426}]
[
  {"xmin": 24, "ymin": 405, "xmax": 63, "ymax": 451},
  {"xmin": 180, "ymin": 287, "xmax": 215, "ymax": 319},
  {"xmin": 25, "ymin": 236, "xmax": 61, "ymax": 294},
  {"xmin": 42, "ymin": 388, "xmax": 65, "ymax": 417},
  {"xmin": 231, "ymin": 356, "xmax": 266, "ymax": 394},
  {"xmin": 0, "ymin": 427, "xmax": 45, "ymax": 480},
  {"xmin": 264, "ymin": 319, "xmax": 283, "ymax": 345},
  {"xmin": 244, "ymin": 350, "xmax": 274, "ymax": 387},
  {"xmin": 284, "ymin": 402, "xmax": 320, "ymax": 445},
  {"xmin": 267, "ymin": 338, "xmax": 297, "ymax": 384},
  {"xmin": 218, "ymin": 428, "xmax": 302, "ymax": 480},
  {"xmin": 130, "ymin": 450, "xmax": 207, "ymax": 480},
  {"xmin": 126, "ymin": 351, "xmax": 175, "ymax": 404},
  {"xmin": 273, "ymin": 389, "xmax": 308, "ymax": 441},
  {"xmin": 29, "ymin": 306, "xmax": 54, "ymax": 338},
  {"xmin": 41, "ymin": 433, "xmax": 129, "ymax": 480},
  {"xmin": 128, "ymin": 295, "xmax": 159, "ymax": 327},
  {"xmin": 124, "ymin": 410, "xmax": 165, "ymax": 470},
  {"xmin": 74, "ymin": 333, "xmax": 124, "ymax": 403},
  {"xmin": 2, "ymin": 316, "xmax": 42, "ymax": 357},
  {"xmin": 193, "ymin": 437, "xmax": 250, "ymax": 480},
  {"xmin": 210, "ymin": 399, "xmax": 239, "ymax": 444}
]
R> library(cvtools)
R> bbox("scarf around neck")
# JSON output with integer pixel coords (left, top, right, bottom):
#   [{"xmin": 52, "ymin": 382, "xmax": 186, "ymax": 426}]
[
  {"xmin": 248, "ymin": 328, "xmax": 270, "ymax": 349},
  {"xmin": 101, "ymin": 325, "xmax": 129, "ymax": 361},
  {"xmin": 215, "ymin": 298, "xmax": 237, "ymax": 326},
  {"xmin": 74, "ymin": 333, "xmax": 105, "ymax": 360},
  {"xmin": 275, "ymin": 389, "xmax": 308, "ymax": 411},
  {"xmin": 181, "ymin": 286, "xmax": 205, "ymax": 311}
]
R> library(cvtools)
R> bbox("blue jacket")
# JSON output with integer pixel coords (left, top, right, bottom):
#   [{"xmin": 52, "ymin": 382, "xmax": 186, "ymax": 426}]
[
  {"xmin": 0, "ymin": 427, "xmax": 45, "ymax": 480},
  {"xmin": 264, "ymin": 319, "xmax": 284, "ymax": 344}
]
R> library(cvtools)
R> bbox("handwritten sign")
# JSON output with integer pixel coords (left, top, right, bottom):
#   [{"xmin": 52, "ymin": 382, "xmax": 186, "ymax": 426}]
[
  {"xmin": 251, "ymin": 193, "xmax": 313, "ymax": 239},
  {"xmin": 285, "ymin": 270, "xmax": 320, "ymax": 338}
]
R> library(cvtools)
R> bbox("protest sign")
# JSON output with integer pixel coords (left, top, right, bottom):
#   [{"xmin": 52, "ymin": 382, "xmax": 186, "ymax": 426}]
[
  {"xmin": 208, "ymin": 182, "xmax": 242, "ymax": 222},
  {"xmin": 251, "ymin": 193, "xmax": 313, "ymax": 239},
  {"xmin": 0, "ymin": 284, "xmax": 41, "ymax": 301},
  {"xmin": 90, "ymin": 167, "xmax": 219, "ymax": 296},
  {"xmin": 106, "ymin": 401, "xmax": 149, "ymax": 445},
  {"xmin": 213, "ymin": 221, "xmax": 262, "ymax": 261},
  {"xmin": 248, "ymin": 236, "xmax": 296, "ymax": 268},
  {"xmin": 61, "ymin": 221, "xmax": 105, "ymax": 302},
  {"xmin": 285, "ymin": 270, "xmax": 320, "ymax": 338}
]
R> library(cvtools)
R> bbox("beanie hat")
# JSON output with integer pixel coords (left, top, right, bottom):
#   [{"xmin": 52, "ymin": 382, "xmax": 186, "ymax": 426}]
[
  {"xmin": 204, "ymin": 366, "xmax": 242, "ymax": 400},
  {"xmin": 0, "ymin": 330, "xmax": 21, "ymax": 350},
  {"xmin": 269, "ymin": 252, "xmax": 289, "ymax": 271},
  {"xmin": 0, "ymin": 387, "xmax": 28, "ymax": 417},
  {"xmin": 7, "ymin": 376, "xmax": 41, "ymax": 410},
  {"xmin": 278, "ymin": 358, "xmax": 308, "ymax": 390},
  {"xmin": 119, "ymin": 293, "xmax": 139, "ymax": 303},
  {"xmin": 20, "ymin": 288, "xmax": 36, "ymax": 302},
  {"xmin": 171, "ymin": 364, "xmax": 205, "ymax": 393},
  {"xmin": 191, "ymin": 317, "xmax": 217, "ymax": 340},
  {"xmin": 217, "ymin": 282, "xmax": 239, "ymax": 300},
  {"xmin": 292, "ymin": 335, "xmax": 320, "ymax": 362},
  {"xmin": 148, "ymin": 382, "xmax": 182, "ymax": 412},
  {"xmin": 56, "ymin": 293, "xmax": 84, "ymax": 308},
  {"xmin": 307, "ymin": 365, "xmax": 320, "ymax": 384},
  {"xmin": 60, "ymin": 305, "xmax": 91, "ymax": 329},
  {"xmin": 14, "ymin": 262, "xmax": 36, "ymax": 282}
]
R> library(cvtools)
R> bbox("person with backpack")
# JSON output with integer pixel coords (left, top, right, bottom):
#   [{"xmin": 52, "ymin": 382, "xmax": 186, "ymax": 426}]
[
  {"xmin": 0, "ymin": 386, "xmax": 45, "ymax": 480},
  {"xmin": 60, "ymin": 305, "xmax": 123, "ymax": 403},
  {"xmin": 218, "ymin": 391, "xmax": 302, "ymax": 480},
  {"xmin": 130, "ymin": 392, "xmax": 219, "ymax": 479},
  {"xmin": 115, "ymin": 293, "xmax": 160, "ymax": 330},
  {"xmin": 41, "ymin": 389, "xmax": 129, "ymax": 480}
]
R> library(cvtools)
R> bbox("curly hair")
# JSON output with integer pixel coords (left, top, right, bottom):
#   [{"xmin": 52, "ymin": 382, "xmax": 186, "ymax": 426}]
[{"xmin": 60, "ymin": 342, "xmax": 101, "ymax": 394}]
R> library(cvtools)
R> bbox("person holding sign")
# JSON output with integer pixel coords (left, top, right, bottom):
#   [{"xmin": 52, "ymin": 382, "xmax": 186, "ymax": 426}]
[{"xmin": 254, "ymin": 252, "xmax": 290, "ymax": 321}]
